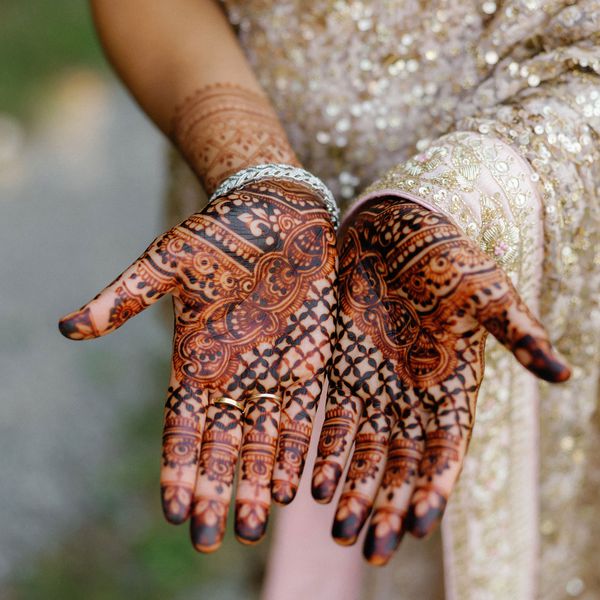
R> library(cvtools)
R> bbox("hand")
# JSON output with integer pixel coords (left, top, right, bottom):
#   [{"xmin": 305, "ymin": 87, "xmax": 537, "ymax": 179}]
[
  {"xmin": 311, "ymin": 198, "xmax": 569, "ymax": 565},
  {"xmin": 59, "ymin": 179, "xmax": 337, "ymax": 551}
]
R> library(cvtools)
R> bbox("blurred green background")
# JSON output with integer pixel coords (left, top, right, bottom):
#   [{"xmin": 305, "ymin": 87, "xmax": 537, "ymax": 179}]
[
  {"xmin": 0, "ymin": 2, "xmax": 266, "ymax": 598},
  {"xmin": 1, "ymin": 0, "xmax": 104, "ymax": 119}
]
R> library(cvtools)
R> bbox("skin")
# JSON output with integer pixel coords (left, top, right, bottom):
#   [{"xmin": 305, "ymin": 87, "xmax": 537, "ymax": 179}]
[{"xmin": 312, "ymin": 198, "xmax": 570, "ymax": 565}]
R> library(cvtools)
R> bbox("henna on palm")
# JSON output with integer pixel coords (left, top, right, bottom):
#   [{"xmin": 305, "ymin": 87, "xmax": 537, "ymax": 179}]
[
  {"xmin": 59, "ymin": 179, "xmax": 337, "ymax": 551},
  {"xmin": 313, "ymin": 198, "xmax": 569, "ymax": 565}
]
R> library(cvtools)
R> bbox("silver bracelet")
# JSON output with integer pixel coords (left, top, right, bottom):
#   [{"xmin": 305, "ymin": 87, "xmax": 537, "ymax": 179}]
[{"xmin": 209, "ymin": 163, "xmax": 340, "ymax": 229}]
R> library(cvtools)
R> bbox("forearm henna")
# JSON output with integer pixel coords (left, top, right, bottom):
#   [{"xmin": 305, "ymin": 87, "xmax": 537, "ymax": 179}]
[
  {"xmin": 171, "ymin": 83, "xmax": 300, "ymax": 194},
  {"xmin": 313, "ymin": 198, "xmax": 569, "ymax": 565},
  {"xmin": 59, "ymin": 179, "xmax": 337, "ymax": 551}
]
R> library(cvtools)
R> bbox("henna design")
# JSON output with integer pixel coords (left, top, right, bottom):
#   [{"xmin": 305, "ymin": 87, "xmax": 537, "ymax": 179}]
[
  {"xmin": 272, "ymin": 412, "xmax": 312, "ymax": 504},
  {"xmin": 312, "ymin": 407, "xmax": 357, "ymax": 502},
  {"xmin": 171, "ymin": 83, "xmax": 300, "ymax": 194},
  {"xmin": 191, "ymin": 404, "xmax": 243, "ymax": 552},
  {"xmin": 317, "ymin": 198, "xmax": 570, "ymax": 564},
  {"xmin": 59, "ymin": 178, "xmax": 337, "ymax": 552},
  {"xmin": 161, "ymin": 383, "xmax": 206, "ymax": 524},
  {"xmin": 235, "ymin": 397, "xmax": 280, "ymax": 543}
]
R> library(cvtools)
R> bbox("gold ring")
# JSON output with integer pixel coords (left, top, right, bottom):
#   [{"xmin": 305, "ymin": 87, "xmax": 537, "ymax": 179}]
[
  {"xmin": 246, "ymin": 392, "xmax": 282, "ymax": 406},
  {"xmin": 213, "ymin": 396, "xmax": 245, "ymax": 411}
]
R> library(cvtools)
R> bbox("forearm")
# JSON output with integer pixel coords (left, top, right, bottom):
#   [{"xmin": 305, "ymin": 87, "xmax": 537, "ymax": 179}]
[
  {"xmin": 91, "ymin": 0, "xmax": 260, "ymax": 131},
  {"xmin": 91, "ymin": 0, "xmax": 299, "ymax": 192}
]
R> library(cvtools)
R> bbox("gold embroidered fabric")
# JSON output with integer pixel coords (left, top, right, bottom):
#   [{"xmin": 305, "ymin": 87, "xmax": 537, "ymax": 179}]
[
  {"xmin": 356, "ymin": 131, "xmax": 546, "ymax": 599},
  {"xmin": 167, "ymin": 1, "xmax": 600, "ymax": 598}
]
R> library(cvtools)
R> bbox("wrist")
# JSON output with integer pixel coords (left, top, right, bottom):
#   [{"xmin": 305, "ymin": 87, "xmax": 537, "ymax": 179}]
[
  {"xmin": 209, "ymin": 163, "xmax": 340, "ymax": 229},
  {"xmin": 170, "ymin": 83, "xmax": 300, "ymax": 194}
]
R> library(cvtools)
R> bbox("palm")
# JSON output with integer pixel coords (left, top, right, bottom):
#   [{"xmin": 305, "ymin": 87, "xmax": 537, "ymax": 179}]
[
  {"xmin": 60, "ymin": 179, "xmax": 337, "ymax": 550},
  {"xmin": 312, "ymin": 198, "xmax": 569, "ymax": 565}
]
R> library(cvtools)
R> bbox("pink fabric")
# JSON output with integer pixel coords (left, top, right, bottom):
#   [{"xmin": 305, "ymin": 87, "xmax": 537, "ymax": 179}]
[{"xmin": 261, "ymin": 384, "xmax": 365, "ymax": 600}]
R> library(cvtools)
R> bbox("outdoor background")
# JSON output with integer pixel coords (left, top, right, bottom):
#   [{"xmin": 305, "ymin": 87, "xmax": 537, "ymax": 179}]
[{"xmin": 0, "ymin": 2, "xmax": 267, "ymax": 598}]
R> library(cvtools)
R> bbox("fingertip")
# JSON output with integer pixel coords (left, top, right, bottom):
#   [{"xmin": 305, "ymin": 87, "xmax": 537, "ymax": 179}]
[
  {"xmin": 161, "ymin": 485, "xmax": 192, "ymax": 525},
  {"xmin": 271, "ymin": 480, "xmax": 298, "ymax": 505},
  {"xmin": 190, "ymin": 523, "xmax": 223, "ymax": 553},
  {"xmin": 405, "ymin": 497, "xmax": 445, "ymax": 539},
  {"xmin": 311, "ymin": 484, "xmax": 336, "ymax": 504},
  {"xmin": 234, "ymin": 501, "xmax": 269, "ymax": 545},
  {"xmin": 331, "ymin": 518, "xmax": 360, "ymax": 546},
  {"xmin": 555, "ymin": 363, "xmax": 572, "ymax": 383},
  {"xmin": 363, "ymin": 516, "xmax": 405, "ymax": 566},
  {"xmin": 514, "ymin": 335, "xmax": 572, "ymax": 383},
  {"xmin": 311, "ymin": 461, "xmax": 342, "ymax": 503},
  {"xmin": 58, "ymin": 314, "xmax": 83, "ymax": 340},
  {"xmin": 190, "ymin": 501, "xmax": 227, "ymax": 553},
  {"xmin": 58, "ymin": 307, "xmax": 97, "ymax": 340},
  {"xmin": 541, "ymin": 359, "xmax": 571, "ymax": 383}
]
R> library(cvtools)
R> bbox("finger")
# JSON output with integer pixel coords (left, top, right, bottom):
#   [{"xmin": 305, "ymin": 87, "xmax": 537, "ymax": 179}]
[
  {"xmin": 160, "ymin": 377, "xmax": 208, "ymax": 525},
  {"xmin": 363, "ymin": 418, "xmax": 424, "ymax": 565},
  {"xmin": 271, "ymin": 378, "xmax": 322, "ymax": 505},
  {"xmin": 404, "ymin": 427, "xmax": 466, "ymax": 539},
  {"xmin": 190, "ymin": 393, "xmax": 244, "ymax": 553},
  {"xmin": 311, "ymin": 378, "xmax": 362, "ymax": 503},
  {"xmin": 472, "ymin": 272, "xmax": 570, "ymax": 382},
  {"xmin": 58, "ymin": 234, "xmax": 175, "ymax": 340},
  {"xmin": 331, "ymin": 394, "xmax": 392, "ymax": 546},
  {"xmin": 235, "ymin": 393, "xmax": 281, "ymax": 544}
]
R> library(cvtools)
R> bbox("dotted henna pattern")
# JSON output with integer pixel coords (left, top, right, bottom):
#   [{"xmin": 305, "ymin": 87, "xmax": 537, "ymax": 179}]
[{"xmin": 312, "ymin": 198, "xmax": 570, "ymax": 565}]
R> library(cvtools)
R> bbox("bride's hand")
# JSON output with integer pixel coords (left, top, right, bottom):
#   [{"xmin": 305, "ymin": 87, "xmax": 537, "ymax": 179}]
[
  {"xmin": 60, "ymin": 179, "xmax": 337, "ymax": 551},
  {"xmin": 311, "ymin": 198, "xmax": 569, "ymax": 565}
]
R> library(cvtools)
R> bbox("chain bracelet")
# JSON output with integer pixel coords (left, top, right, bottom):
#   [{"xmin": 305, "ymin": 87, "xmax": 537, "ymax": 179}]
[{"xmin": 208, "ymin": 163, "xmax": 340, "ymax": 229}]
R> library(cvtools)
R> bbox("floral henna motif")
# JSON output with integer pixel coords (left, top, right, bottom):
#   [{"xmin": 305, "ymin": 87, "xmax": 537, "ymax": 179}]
[{"xmin": 320, "ymin": 197, "xmax": 570, "ymax": 564}]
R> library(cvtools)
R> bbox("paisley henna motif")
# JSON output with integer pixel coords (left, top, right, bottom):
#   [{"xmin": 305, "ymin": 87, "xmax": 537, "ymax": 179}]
[{"xmin": 315, "ymin": 198, "xmax": 570, "ymax": 565}]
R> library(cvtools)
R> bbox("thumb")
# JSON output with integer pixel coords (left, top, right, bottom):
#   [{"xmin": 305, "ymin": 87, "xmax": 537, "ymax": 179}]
[
  {"xmin": 59, "ymin": 234, "xmax": 176, "ymax": 340},
  {"xmin": 473, "ymin": 275, "xmax": 570, "ymax": 383}
]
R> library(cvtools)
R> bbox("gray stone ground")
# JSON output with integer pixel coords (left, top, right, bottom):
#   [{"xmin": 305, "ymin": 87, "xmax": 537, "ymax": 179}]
[{"xmin": 0, "ymin": 75, "xmax": 170, "ymax": 579}]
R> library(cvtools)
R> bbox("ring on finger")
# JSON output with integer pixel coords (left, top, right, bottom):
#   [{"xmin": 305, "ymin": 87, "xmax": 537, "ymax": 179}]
[
  {"xmin": 246, "ymin": 392, "xmax": 282, "ymax": 407},
  {"xmin": 213, "ymin": 396, "xmax": 245, "ymax": 412}
]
